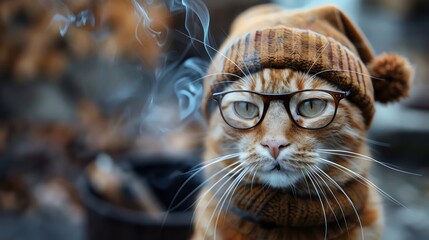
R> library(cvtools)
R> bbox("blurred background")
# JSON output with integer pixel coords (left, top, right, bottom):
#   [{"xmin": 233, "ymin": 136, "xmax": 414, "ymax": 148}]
[{"xmin": 0, "ymin": 0, "xmax": 428, "ymax": 239}]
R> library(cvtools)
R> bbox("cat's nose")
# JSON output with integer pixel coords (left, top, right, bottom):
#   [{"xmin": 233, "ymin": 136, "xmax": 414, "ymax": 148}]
[{"xmin": 260, "ymin": 139, "xmax": 290, "ymax": 159}]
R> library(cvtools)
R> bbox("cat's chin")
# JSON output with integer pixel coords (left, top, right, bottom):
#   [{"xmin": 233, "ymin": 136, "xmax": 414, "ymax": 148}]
[{"xmin": 257, "ymin": 170, "xmax": 302, "ymax": 189}]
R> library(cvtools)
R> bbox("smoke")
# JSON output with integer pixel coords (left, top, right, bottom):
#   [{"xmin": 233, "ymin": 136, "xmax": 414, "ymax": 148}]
[
  {"xmin": 49, "ymin": 1, "xmax": 95, "ymax": 36},
  {"xmin": 132, "ymin": 0, "xmax": 169, "ymax": 47},
  {"xmin": 48, "ymin": 0, "xmax": 215, "ymax": 136},
  {"xmin": 131, "ymin": 0, "xmax": 215, "ymax": 132},
  {"xmin": 174, "ymin": 58, "xmax": 208, "ymax": 121},
  {"xmin": 178, "ymin": 0, "xmax": 215, "ymax": 58}
]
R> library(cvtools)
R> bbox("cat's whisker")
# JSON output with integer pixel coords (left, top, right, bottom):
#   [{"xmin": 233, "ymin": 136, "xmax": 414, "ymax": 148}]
[
  {"xmin": 307, "ymin": 169, "xmax": 343, "ymax": 232},
  {"xmin": 313, "ymin": 166, "xmax": 365, "ymax": 240},
  {"xmin": 317, "ymin": 157, "xmax": 405, "ymax": 207},
  {"xmin": 310, "ymin": 166, "xmax": 349, "ymax": 234},
  {"xmin": 309, "ymin": 68, "xmax": 386, "ymax": 82},
  {"xmin": 184, "ymin": 73, "xmax": 244, "ymax": 86},
  {"xmin": 300, "ymin": 169, "xmax": 313, "ymax": 202},
  {"xmin": 307, "ymin": 168, "xmax": 345, "ymax": 234},
  {"xmin": 304, "ymin": 169, "xmax": 329, "ymax": 240},
  {"xmin": 176, "ymin": 30, "xmax": 253, "ymax": 83},
  {"xmin": 250, "ymin": 165, "xmax": 259, "ymax": 192},
  {"xmin": 220, "ymin": 146, "xmax": 241, "ymax": 151},
  {"xmin": 305, "ymin": 41, "xmax": 330, "ymax": 77},
  {"xmin": 168, "ymin": 157, "xmax": 240, "ymax": 215},
  {"xmin": 317, "ymin": 149, "xmax": 421, "ymax": 176},
  {"xmin": 200, "ymin": 163, "xmax": 246, "ymax": 239},
  {"xmin": 213, "ymin": 167, "xmax": 250, "ymax": 240},
  {"xmin": 204, "ymin": 176, "xmax": 241, "ymax": 239},
  {"xmin": 290, "ymin": 181, "xmax": 298, "ymax": 199},
  {"xmin": 164, "ymin": 157, "xmax": 243, "ymax": 229},
  {"xmin": 193, "ymin": 161, "xmax": 243, "ymax": 219},
  {"xmin": 211, "ymin": 174, "xmax": 240, "ymax": 239},
  {"xmin": 211, "ymin": 80, "xmax": 245, "ymax": 92},
  {"xmin": 220, "ymin": 171, "xmax": 245, "ymax": 220},
  {"xmin": 177, "ymin": 73, "xmax": 247, "ymax": 95},
  {"xmin": 343, "ymin": 157, "xmax": 366, "ymax": 173},
  {"xmin": 195, "ymin": 162, "xmax": 244, "ymax": 215},
  {"xmin": 224, "ymin": 165, "xmax": 256, "ymax": 217},
  {"xmin": 183, "ymin": 153, "xmax": 241, "ymax": 175},
  {"xmin": 344, "ymin": 131, "xmax": 391, "ymax": 147},
  {"xmin": 225, "ymin": 40, "xmax": 259, "ymax": 89},
  {"xmin": 168, "ymin": 153, "xmax": 240, "ymax": 212},
  {"xmin": 320, "ymin": 149, "xmax": 416, "ymax": 172}
]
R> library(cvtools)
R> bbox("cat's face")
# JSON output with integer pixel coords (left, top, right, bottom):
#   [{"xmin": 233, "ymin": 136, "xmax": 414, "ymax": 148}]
[{"xmin": 206, "ymin": 68, "xmax": 370, "ymax": 189}]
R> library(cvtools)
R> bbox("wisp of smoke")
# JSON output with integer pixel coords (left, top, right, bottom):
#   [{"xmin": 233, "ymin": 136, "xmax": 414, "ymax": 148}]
[
  {"xmin": 132, "ymin": 0, "xmax": 214, "ymax": 132},
  {"xmin": 48, "ymin": 0, "xmax": 216, "ymax": 137},
  {"xmin": 49, "ymin": 1, "xmax": 95, "ymax": 36}
]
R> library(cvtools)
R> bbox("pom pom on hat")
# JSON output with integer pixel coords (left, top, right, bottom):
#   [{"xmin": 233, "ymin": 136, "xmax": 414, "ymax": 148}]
[{"xmin": 368, "ymin": 53, "xmax": 413, "ymax": 103}]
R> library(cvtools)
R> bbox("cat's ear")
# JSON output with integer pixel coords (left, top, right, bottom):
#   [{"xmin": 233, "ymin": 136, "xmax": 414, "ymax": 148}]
[
  {"xmin": 367, "ymin": 53, "xmax": 413, "ymax": 103},
  {"xmin": 312, "ymin": 6, "xmax": 414, "ymax": 103}
]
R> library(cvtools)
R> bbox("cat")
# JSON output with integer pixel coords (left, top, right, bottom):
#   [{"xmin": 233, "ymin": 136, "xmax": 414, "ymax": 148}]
[
  {"xmin": 191, "ymin": 4, "xmax": 412, "ymax": 240},
  {"xmin": 192, "ymin": 68, "xmax": 383, "ymax": 240}
]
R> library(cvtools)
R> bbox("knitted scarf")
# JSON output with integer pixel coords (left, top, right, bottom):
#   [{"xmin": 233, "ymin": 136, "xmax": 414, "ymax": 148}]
[{"xmin": 214, "ymin": 176, "xmax": 369, "ymax": 239}]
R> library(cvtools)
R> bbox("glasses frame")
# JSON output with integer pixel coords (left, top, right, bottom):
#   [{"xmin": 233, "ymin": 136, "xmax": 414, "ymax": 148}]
[{"xmin": 212, "ymin": 89, "xmax": 350, "ymax": 130}]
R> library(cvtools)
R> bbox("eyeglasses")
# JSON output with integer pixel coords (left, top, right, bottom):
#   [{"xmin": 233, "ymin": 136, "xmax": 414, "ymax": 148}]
[{"xmin": 212, "ymin": 89, "xmax": 349, "ymax": 130}]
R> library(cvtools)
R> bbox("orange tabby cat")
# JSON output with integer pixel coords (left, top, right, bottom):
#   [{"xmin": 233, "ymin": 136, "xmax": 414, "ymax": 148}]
[{"xmin": 192, "ymin": 4, "xmax": 412, "ymax": 240}]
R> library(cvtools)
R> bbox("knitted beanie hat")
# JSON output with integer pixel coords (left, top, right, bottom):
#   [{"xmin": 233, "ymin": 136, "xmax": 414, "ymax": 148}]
[{"xmin": 202, "ymin": 4, "xmax": 413, "ymax": 127}]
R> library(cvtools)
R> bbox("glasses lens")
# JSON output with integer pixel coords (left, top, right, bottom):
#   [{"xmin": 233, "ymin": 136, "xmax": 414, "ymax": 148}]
[
  {"xmin": 289, "ymin": 90, "xmax": 337, "ymax": 129},
  {"xmin": 219, "ymin": 91, "xmax": 264, "ymax": 129}
]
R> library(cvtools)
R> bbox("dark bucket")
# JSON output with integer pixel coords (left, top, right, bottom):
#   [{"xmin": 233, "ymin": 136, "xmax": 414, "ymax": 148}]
[{"xmin": 80, "ymin": 155, "xmax": 203, "ymax": 240}]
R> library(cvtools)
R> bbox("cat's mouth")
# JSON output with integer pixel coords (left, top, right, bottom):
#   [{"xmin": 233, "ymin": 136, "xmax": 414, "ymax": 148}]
[
  {"xmin": 258, "ymin": 159, "xmax": 313, "ymax": 174},
  {"xmin": 260, "ymin": 161, "xmax": 296, "ymax": 173},
  {"xmin": 272, "ymin": 162, "xmax": 281, "ymax": 171},
  {"xmin": 256, "ymin": 163, "xmax": 303, "ymax": 188}
]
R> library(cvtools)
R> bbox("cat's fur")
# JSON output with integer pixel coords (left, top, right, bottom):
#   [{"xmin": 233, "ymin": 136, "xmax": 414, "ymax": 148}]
[
  {"xmin": 192, "ymin": 68, "xmax": 383, "ymax": 240},
  {"xmin": 191, "ymin": 4, "xmax": 413, "ymax": 239}
]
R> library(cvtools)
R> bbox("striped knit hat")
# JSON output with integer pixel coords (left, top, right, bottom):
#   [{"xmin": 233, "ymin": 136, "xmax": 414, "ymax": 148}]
[{"xmin": 203, "ymin": 5, "xmax": 413, "ymax": 127}]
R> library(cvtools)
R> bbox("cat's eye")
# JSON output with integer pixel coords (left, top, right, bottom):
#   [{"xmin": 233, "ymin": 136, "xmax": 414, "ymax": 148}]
[
  {"xmin": 233, "ymin": 101, "xmax": 259, "ymax": 119},
  {"xmin": 297, "ymin": 99, "xmax": 327, "ymax": 118}
]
